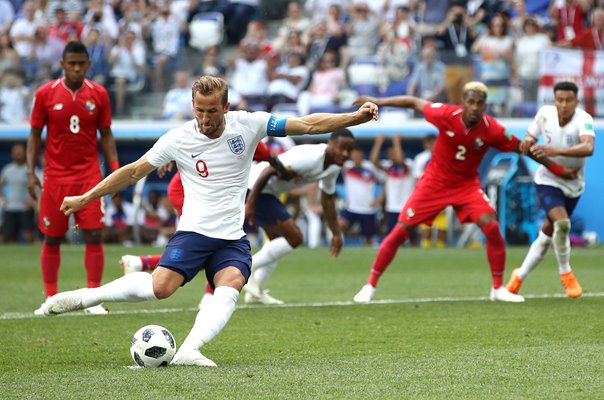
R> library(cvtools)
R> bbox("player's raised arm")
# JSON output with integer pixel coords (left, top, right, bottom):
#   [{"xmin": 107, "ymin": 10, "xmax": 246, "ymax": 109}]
[
  {"xmin": 60, "ymin": 156, "xmax": 157, "ymax": 216},
  {"xmin": 352, "ymin": 95, "xmax": 428, "ymax": 113},
  {"xmin": 283, "ymin": 101, "xmax": 378, "ymax": 136}
]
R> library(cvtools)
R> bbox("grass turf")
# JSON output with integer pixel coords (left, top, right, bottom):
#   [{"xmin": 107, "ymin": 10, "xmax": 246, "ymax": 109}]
[{"xmin": 0, "ymin": 244, "xmax": 603, "ymax": 399}]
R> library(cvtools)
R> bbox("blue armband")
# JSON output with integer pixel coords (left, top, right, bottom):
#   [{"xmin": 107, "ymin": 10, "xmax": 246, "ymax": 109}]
[{"xmin": 266, "ymin": 115, "xmax": 288, "ymax": 137}]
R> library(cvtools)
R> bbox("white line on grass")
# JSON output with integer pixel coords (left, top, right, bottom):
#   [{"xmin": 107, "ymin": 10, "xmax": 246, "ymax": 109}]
[{"xmin": 3, "ymin": 292, "xmax": 604, "ymax": 321}]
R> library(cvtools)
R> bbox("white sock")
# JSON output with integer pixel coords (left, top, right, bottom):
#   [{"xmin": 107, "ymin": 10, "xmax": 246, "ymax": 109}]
[
  {"xmin": 306, "ymin": 210, "xmax": 322, "ymax": 248},
  {"xmin": 252, "ymin": 237, "xmax": 294, "ymax": 268},
  {"xmin": 252, "ymin": 261, "xmax": 277, "ymax": 292},
  {"xmin": 179, "ymin": 286, "xmax": 239, "ymax": 351},
  {"xmin": 553, "ymin": 219, "xmax": 572, "ymax": 274},
  {"xmin": 80, "ymin": 272, "xmax": 158, "ymax": 307},
  {"xmin": 517, "ymin": 230, "xmax": 552, "ymax": 280}
]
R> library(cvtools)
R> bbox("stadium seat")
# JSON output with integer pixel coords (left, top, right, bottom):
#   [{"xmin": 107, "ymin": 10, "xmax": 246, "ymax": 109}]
[
  {"xmin": 271, "ymin": 103, "xmax": 299, "ymax": 118},
  {"xmin": 189, "ymin": 12, "xmax": 224, "ymax": 51},
  {"xmin": 348, "ymin": 61, "xmax": 379, "ymax": 86},
  {"xmin": 309, "ymin": 104, "xmax": 341, "ymax": 113},
  {"xmin": 351, "ymin": 83, "xmax": 380, "ymax": 97},
  {"xmin": 382, "ymin": 78, "xmax": 411, "ymax": 97},
  {"xmin": 511, "ymin": 102, "xmax": 538, "ymax": 118}
]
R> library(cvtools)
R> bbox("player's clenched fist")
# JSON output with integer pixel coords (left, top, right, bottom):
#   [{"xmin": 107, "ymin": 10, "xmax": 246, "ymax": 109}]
[
  {"xmin": 356, "ymin": 101, "xmax": 379, "ymax": 121},
  {"xmin": 60, "ymin": 196, "xmax": 86, "ymax": 216}
]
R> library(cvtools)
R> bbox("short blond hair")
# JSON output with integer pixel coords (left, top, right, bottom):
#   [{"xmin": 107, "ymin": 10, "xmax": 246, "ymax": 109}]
[
  {"xmin": 191, "ymin": 76, "xmax": 229, "ymax": 106},
  {"xmin": 463, "ymin": 81, "xmax": 488, "ymax": 98}
]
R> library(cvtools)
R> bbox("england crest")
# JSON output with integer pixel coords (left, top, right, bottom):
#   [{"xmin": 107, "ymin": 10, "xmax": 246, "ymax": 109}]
[{"xmin": 227, "ymin": 135, "xmax": 246, "ymax": 155}]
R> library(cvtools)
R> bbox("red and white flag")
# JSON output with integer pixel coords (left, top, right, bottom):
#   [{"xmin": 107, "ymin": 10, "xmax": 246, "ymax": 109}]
[{"xmin": 539, "ymin": 47, "xmax": 604, "ymax": 116}]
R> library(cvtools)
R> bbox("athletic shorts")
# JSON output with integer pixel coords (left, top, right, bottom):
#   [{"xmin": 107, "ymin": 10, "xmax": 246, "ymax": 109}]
[
  {"xmin": 399, "ymin": 178, "xmax": 494, "ymax": 226},
  {"xmin": 38, "ymin": 181, "xmax": 104, "ymax": 236},
  {"xmin": 340, "ymin": 209, "xmax": 377, "ymax": 237},
  {"xmin": 249, "ymin": 192, "xmax": 291, "ymax": 227},
  {"xmin": 536, "ymin": 184, "xmax": 580, "ymax": 220},
  {"xmin": 1, "ymin": 209, "xmax": 34, "ymax": 236},
  {"xmin": 158, "ymin": 230, "xmax": 252, "ymax": 288}
]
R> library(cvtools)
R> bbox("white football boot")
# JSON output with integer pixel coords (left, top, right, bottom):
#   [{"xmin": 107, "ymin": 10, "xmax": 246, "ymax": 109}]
[
  {"xmin": 244, "ymin": 289, "xmax": 284, "ymax": 305},
  {"xmin": 33, "ymin": 300, "xmax": 48, "ymax": 316},
  {"xmin": 120, "ymin": 255, "xmax": 143, "ymax": 274},
  {"xmin": 490, "ymin": 287, "xmax": 525, "ymax": 302},
  {"xmin": 353, "ymin": 284, "xmax": 376, "ymax": 303},
  {"xmin": 42, "ymin": 289, "xmax": 88, "ymax": 315},
  {"xmin": 84, "ymin": 304, "xmax": 109, "ymax": 314},
  {"xmin": 171, "ymin": 348, "xmax": 217, "ymax": 367}
]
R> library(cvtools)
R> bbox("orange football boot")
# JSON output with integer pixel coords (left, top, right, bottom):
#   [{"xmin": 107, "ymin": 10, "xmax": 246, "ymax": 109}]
[
  {"xmin": 506, "ymin": 268, "xmax": 523, "ymax": 294},
  {"xmin": 560, "ymin": 271, "xmax": 583, "ymax": 298}
]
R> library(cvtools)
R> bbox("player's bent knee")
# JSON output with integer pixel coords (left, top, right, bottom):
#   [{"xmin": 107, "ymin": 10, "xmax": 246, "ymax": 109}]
[
  {"xmin": 214, "ymin": 266, "xmax": 246, "ymax": 290},
  {"xmin": 286, "ymin": 232, "xmax": 304, "ymax": 248},
  {"xmin": 554, "ymin": 219, "xmax": 570, "ymax": 235}
]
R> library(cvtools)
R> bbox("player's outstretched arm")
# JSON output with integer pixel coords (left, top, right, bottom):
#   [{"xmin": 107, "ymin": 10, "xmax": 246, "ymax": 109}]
[
  {"xmin": 283, "ymin": 102, "xmax": 378, "ymax": 136},
  {"xmin": 515, "ymin": 143, "xmax": 578, "ymax": 180},
  {"xmin": 61, "ymin": 156, "xmax": 157, "ymax": 216},
  {"xmin": 530, "ymin": 135, "xmax": 594, "ymax": 158},
  {"xmin": 321, "ymin": 191, "xmax": 343, "ymax": 257},
  {"xmin": 352, "ymin": 95, "xmax": 428, "ymax": 113}
]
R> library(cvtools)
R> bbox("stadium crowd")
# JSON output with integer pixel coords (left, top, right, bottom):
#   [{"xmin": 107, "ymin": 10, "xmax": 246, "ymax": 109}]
[{"xmin": 0, "ymin": 0, "xmax": 601, "ymax": 121}]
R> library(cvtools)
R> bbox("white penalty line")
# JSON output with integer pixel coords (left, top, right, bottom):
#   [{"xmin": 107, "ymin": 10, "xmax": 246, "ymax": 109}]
[{"xmin": 3, "ymin": 292, "xmax": 604, "ymax": 321}]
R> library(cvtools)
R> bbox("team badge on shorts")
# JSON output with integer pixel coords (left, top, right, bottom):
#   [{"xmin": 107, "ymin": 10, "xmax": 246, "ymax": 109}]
[
  {"xmin": 228, "ymin": 135, "xmax": 245, "ymax": 155},
  {"xmin": 85, "ymin": 100, "xmax": 96, "ymax": 112},
  {"xmin": 406, "ymin": 208, "xmax": 415, "ymax": 218},
  {"xmin": 169, "ymin": 248, "xmax": 184, "ymax": 261}
]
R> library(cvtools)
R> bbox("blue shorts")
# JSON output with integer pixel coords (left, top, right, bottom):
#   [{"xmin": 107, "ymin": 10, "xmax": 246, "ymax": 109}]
[
  {"xmin": 385, "ymin": 211, "xmax": 399, "ymax": 234},
  {"xmin": 536, "ymin": 185, "xmax": 580, "ymax": 220},
  {"xmin": 249, "ymin": 192, "xmax": 291, "ymax": 227},
  {"xmin": 340, "ymin": 209, "xmax": 377, "ymax": 237},
  {"xmin": 158, "ymin": 231, "xmax": 251, "ymax": 288}
]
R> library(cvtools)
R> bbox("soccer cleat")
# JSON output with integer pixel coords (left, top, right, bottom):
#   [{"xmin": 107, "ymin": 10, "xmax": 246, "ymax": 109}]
[
  {"xmin": 120, "ymin": 255, "xmax": 143, "ymax": 274},
  {"xmin": 353, "ymin": 284, "xmax": 376, "ymax": 303},
  {"xmin": 244, "ymin": 289, "xmax": 284, "ymax": 305},
  {"xmin": 84, "ymin": 304, "xmax": 109, "ymax": 314},
  {"xmin": 42, "ymin": 289, "xmax": 87, "ymax": 315},
  {"xmin": 505, "ymin": 268, "xmax": 523, "ymax": 294},
  {"xmin": 171, "ymin": 348, "xmax": 217, "ymax": 367},
  {"xmin": 489, "ymin": 287, "xmax": 525, "ymax": 302},
  {"xmin": 243, "ymin": 278, "xmax": 262, "ymax": 298},
  {"xmin": 198, "ymin": 293, "xmax": 213, "ymax": 310},
  {"xmin": 560, "ymin": 271, "xmax": 583, "ymax": 298},
  {"xmin": 33, "ymin": 300, "xmax": 48, "ymax": 316}
]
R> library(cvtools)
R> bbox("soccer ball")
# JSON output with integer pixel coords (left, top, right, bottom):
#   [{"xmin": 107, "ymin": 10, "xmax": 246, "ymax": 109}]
[{"xmin": 130, "ymin": 325, "xmax": 177, "ymax": 368}]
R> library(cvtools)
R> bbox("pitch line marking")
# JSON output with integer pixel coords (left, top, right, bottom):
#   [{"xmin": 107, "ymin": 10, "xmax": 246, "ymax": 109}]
[{"xmin": 2, "ymin": 292, "xmax": 604, "ymax": 321}]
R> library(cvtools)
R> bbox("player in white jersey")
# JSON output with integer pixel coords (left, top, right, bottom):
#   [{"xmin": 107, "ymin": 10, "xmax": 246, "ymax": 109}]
[
  {"xmin": 244, "ymin": 129, "xmax": 355, "ymax": 304},
  {"xmin": 37, "ymin": 76, "xmax": 379, "ymax": 367},
  {"xmin": 506, "ymin": 81, "xmax": 595, "ymax": 298},
  {"xmin": 369, "ymin": 134, "xmax": 415, "ymax": 236}
]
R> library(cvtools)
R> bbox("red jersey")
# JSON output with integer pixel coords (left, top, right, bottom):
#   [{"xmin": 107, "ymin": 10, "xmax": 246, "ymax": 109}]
[
  {"xmin": 422, "ymin": 102, "xmax": 519, "ymax": 186},
  {"xmin": 30, "ymin": 78, "xmax": 112, "ymax": 183}
]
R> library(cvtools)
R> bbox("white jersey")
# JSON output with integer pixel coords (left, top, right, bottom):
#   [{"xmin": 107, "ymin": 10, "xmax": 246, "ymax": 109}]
[
  {"xmin": 248, "ymin": 143, "xmax": 341, "ymax": 197},
  {"xmin": 528, "ymin": 105, "xmax": 595, "ymax": 197},
  {"xmin": 342, "ymin": 159, "xmax": 383, "ymax": 214},
  {"xmin": 411, "ymin": 150, "xmax": 431, "ymax": 179},
  {"xmin": 145, "ymin": 111, "xmax": 271, "ymax": 239},
  {"xmin": 380, "ymin": 158, "xmax": 415, "ymax": 213}
]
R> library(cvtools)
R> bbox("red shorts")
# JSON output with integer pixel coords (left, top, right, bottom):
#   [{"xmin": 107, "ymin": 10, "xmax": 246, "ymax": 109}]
[
  {"xmin": 38, "ymin": 181, "xmax": 104, "ymax": 236},
  {"xmin": 167, "ymin": 172, "xmax": 184, "ymax": 217},
  {"xmin": 398, "ymin": 178, "xmax": 495, "ymax": 226}
]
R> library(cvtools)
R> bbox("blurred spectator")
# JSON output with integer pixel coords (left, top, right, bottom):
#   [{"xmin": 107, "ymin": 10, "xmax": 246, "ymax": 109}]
[
  {"xmin": 82, "ymin": 0, "xmax": 119, "ymax": 42},
  {"xmin": 140, "ymin": 189, "xmax": 175, "ymax": 246},
  {"xmin": 0, "ymin": 143, "xmax": 35, "ymax": 243},
  {"xmin": 378, "ymin": 0, "xmax": 418, "ymax": 24},
  {"xmin": 197, "ymin": 45, "xmax": 226, "ymax": 77},
  {"xmin": 45, "ymin": 0, "xmax": 84, "ymax": 23},
  {"xmin": 0, "ymin": 33, "xmax": 20, "ymax": 77},
  {"xmin": 219, "ymin": 0, "xmax": 260, "ymax": 45},
  {"xmin": 274, "ymin": 29, "xmax": 306, "ymax": 56},
  {"xmin": 147, "ymin": 2, "xmax": 183, "ymax": 92},
  {"xmin": 377, "ymin": 30, "xmax": 413, "ymax": 93},
  {"xmin": 108, "ymin": 29, "xmax": 146, "ymax": 116},
  {"xmin": 549, "ymin": 0, "xmax": 589, "ymax": 41},
  {"xmin": 103, "ymin": 191, "xmax": 136, "ymax": 246},
  {"xmin": 116, "ymin": 0, "xmax": 144, "ymax": 39},
  {"xmin": 559, "ymin": 8, "xmax": 604, "ymax": 50},
  {"xmin": 472, "ymin": 14, "xmax": 514, "ymax": 116},
  {"xmin": 389, "ymin": 5, "xmax": 416, "ymax": 49},
  {"xmin": 343, "ymin": 2, "xmax": 381, "ymax": 65},
  {"xmin": 416, "ymin": 0, "xmax": 449, "ymax": 37},
  {"xmin": 31, "ymin": 25, "xmax": 63, "ymax": 76},
  {"xmin": 244, "ymin": 20, "xmax": 273, "ymax": 56},
  {"xmin": 0, "ymin": 1, "xmax": 14, "ymax": 35},
  {"xmin": 297, "ymin": 50, "xmax": 345, "ymax": 116},
  {"xmin": 262, "ymin": 135, "xmax": 296, "ymax": 156},
  {"xmin": 435, "ymin": 4, "xmax": 477, "ymax": 104},
  {"xmin": 305, "ymin": 0, "xmax": 351, "ymax": 22},
  {"xmin": 162, "ymin": 69, "xmax": 192, "ymax": 121},
  {"xmin": 267, "ymin": 51, "xmax": 309, "ymax": 111},
  {"xmin": 10, "ymin": 1, "xmax": 42, "ymax": 80},
  {"xmin": 305, "ymin": 20, "xmax": 332, "ymax": 71},
  {"xmin": 229, "ymin": 38, "xmax": 269, "ymax": 110},
  {"xmin": 274, "ymin": 1, "xmax": 312, "ymax": 51},
  {"xmin": 515, "ymin": 16, "xmax": 550, "ymax": 102},
  {"xmin": 325, "ymin": 3, "xmax": 348, "ymax": 51},
  {"xmin": 465, "ymin": 0, "xmax": 488, "ymax": 34},
  {"xmin": 0, "ymin": 69, "xmax": 29, "ymax": 123},
  {"xmin": 407, "ymin": 45, "xmax": 446, "ymax": 102},
  {"xmin": 339, "ymin": 147, "xmax": 383, "ymax": 246},
  {"xmin": 47, "ymin": 7, "xmax": 83, "ymax": 44},
  {"xmin": 83, "ymin": 28, "xmax": 109, "ymax": 86}
]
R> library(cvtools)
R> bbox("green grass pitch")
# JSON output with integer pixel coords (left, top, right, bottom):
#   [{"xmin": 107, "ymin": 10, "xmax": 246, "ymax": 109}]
[{"xmin": 1, "ymin": 244, "xmax": 603, "ymax": 399}]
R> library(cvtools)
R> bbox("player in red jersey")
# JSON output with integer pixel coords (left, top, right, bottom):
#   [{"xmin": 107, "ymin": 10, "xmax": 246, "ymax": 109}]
[
  {"xmin": 27, "ymin": 41, "xmax": 119, "ymax": 315},
  {"xmin": 118, "ymin": 140, "xmax": 289, "ymax": 308},
  {"xmin": 351, "ymin": 81, "xmax": 576, "ymax": 303}
]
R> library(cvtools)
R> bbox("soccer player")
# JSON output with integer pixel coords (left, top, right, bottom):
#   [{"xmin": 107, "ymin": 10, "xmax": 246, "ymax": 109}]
[
  {"xmin": 28, "ymin": 41, "xmax": 119, "ymax": 315},
  {"xmin": 244, "ymin": 129, "xmax": 356, "ymax": 304},
  {"xmin": 351, "ymin": 81, "xmax": 576, "ymax": 303},
  {"xmin": 506, "ymin": 81, "xmax": 594, "ymax": 298},
  {"xmin": 38, "ymin": 76, "xmax": 378, "ymax": 367}
]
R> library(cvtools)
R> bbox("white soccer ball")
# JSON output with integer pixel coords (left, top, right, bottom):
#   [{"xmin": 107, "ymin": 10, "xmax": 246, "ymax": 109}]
[
  {"xmin": 130, "ymin": 325, "xmax": 177, "ymax": 368},
  {"xmin": 583, "ymin": 231, "xmax": 599, "ymax": 247}
]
